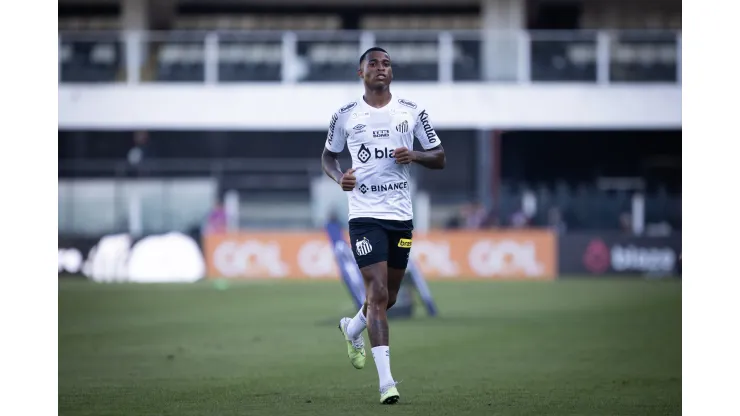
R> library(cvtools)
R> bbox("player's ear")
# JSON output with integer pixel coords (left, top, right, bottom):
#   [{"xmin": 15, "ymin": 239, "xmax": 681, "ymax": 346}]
[{"xmin": 357, "ymin": 67, "xmax": 363, "ymax": 79}]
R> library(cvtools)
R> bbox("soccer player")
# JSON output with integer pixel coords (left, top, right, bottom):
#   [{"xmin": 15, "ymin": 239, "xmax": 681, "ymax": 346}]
[{"xmin": 321, "ymin": 47, "xmax": 446, "ymax": 404}]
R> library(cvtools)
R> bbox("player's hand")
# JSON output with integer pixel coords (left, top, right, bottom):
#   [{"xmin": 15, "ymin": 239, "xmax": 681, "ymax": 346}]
[
  {"xmin": 339, "ymin": 168, "xmax": 356, "ymax": 191},
  {"xmin": 393, "ymin": 147, "xmax": 416, "ymax": 164}
]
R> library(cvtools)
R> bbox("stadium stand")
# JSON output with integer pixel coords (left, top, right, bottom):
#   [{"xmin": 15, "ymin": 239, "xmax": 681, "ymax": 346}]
[{"xmin": 58, "ymin": 0, "xmax": 681, "ymax": 234}]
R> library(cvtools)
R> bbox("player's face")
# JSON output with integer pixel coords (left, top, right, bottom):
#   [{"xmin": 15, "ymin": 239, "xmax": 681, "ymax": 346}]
[{"xmin": 359, "ymin": 51, "xmax": 392, "ymax": 89}]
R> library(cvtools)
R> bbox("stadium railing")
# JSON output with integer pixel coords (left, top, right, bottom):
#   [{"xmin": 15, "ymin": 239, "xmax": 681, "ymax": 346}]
[{"xmin": 58, "ymin": 29, "xmax": 681, "ymax": 85}]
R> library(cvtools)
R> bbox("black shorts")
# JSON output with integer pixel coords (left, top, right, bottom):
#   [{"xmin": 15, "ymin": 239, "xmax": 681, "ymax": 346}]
[{"xmin": 348, "ymin": 217, "xmax": 414, "ymax": 269}]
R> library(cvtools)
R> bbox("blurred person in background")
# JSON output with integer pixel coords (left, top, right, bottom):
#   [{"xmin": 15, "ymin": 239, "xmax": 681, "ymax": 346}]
[
  {"xmin": 483, "ymin": 208, "xmax": 502, "ymax": 228},
  {"xmin": 619, "ymin": 212, "xmax": 633, "ymax": 235},
  {"xmin": 322, "ymin": 47, "xmax": 446, "ymax": 405},
  {"xmin": 445, "ymin": 201, "xmax": 492, "ymax": 229},
  {"xmin": 444, "ymin": 213, "xmax": 462, "ymax": 229},
  {"xmin": 462, "ymin": 200, "xmax": 488, "ymax": 229},
  {"xmin": 127, "ymin": 130, "xmax": 151, "ymax": 177},
  {"xmin": 202, "ymin": 198, "xmax": 227, "ymax": 235},
  {"xmin": 510, "ymin": 205, "xmax": 531, "ymax": 228},
  {"xmin": 326, "ymin": 209, "xmax": 344, "ymax": 230},
  {"xmin": 548, "ymin": 207, "xmax": 568, "ymax": 234}
]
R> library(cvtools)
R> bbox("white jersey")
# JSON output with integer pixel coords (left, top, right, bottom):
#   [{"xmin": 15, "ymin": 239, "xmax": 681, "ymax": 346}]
[{"xmin": 324, "ymin": 96, "xmax": 442, "ymax": 221}]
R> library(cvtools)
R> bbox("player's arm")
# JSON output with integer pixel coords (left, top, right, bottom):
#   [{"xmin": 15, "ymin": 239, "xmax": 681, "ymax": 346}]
[
  {"xmin": 410, "ymin": 144, "xmax": 445, "ymax": 170},
  {"xmin": 321, "ymin": 112, "xmax": 356, "ymax": 190},
  {"xmin": 394, "ymin": 108, "xmax": 446, "ymax": 169}
]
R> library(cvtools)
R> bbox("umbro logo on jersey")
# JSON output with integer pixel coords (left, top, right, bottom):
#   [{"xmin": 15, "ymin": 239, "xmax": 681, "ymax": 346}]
[
  {"xmin": 355, "ymin": 237, "xmax": 373, "ymax": 256},
  {"xmin": 357, "ymin": 144, "xmax": 372, "ymax": 163},
  {"xmin": 353, "ymin": 124, "xmax": 366, "ymax": 133},
  {"xmin": 395, "ymin": 120, "xmax": 408, "ymax": 133}
]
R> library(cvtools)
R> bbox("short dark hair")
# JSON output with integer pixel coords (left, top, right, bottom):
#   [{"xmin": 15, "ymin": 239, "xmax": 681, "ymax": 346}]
[{"xmin": 359, "ymin": 47, "xmax": 389, "ymax": 65}]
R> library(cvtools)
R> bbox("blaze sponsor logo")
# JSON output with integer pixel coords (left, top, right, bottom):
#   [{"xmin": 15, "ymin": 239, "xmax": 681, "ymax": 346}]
[
  {"xmin": 358, "ymin": 146, "xmax": 397, "ymax": 163},
  {"xmin": 374, "ymin": 147, "xmax": 395, "ymax": 159},
  {"xmin": 357, "ymin": 144, "xmax": 372, "ymax": 163},
  {"xmin": 398, "ymin": 238, "xmax": 412, "ymax": 248}
]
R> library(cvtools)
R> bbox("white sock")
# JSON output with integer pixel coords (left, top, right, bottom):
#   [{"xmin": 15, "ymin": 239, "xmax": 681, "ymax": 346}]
[
  {"xmin": 346, "ymin": 308, "xmax": 366, "ymax": 340},
  {"xmin": 371, "ymin": 346, "xmax": 395, "ymax": 389}
]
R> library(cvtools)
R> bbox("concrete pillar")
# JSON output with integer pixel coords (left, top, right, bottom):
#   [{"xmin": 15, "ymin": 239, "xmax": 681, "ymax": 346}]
[
  {"xmin": 481, "ymin": 0, "xmax": 526, "ymax": 82},
  {"xmin": 476, "ymin": 129, "xmax": 493, "ymax": 210},
  {"xmin": 122, "ymin": 0, "xmax": 150, "ymax": 83},
  {"xmin": 122, "ymin": 0, "xmax": 149, "ymax": 30}
]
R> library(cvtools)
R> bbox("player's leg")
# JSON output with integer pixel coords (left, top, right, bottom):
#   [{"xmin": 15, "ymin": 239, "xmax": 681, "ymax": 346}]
[
  {"xmin": 338, "ymin": 219, "xmax": 387, "ymax": 371},
  {"xmin": 363, "ymin": 221, "xmax": 416, "ymax": 404},
  {"xmin": 344, "ymin": 218, "xmax": 395, "ymax": 343},
  {"xmin": 340, "ymin": 218, "xmax": 399, "ymax": 403},
  {"xmin": 360, "ymin": 260, "xmax": 399, "ymax": 404},
  {"xmin": 347, "ymin": 268, "xmax": 400, "ymax": 337},
  {"xmin": 386, "ymin": 222, "xmax": 414, "ymax": 311},
  {"xmin": 343, "ymin": 281, "xmax": 398, "ymax": 364},
  {"xmin": 345, "ymin": 262, "xmax": 389, "ymax": 349},
  {"xmin": 386, "ymin": 267, "xmax": 405, "ymax": 310},
  {"xmin": 380, "ymin": 240, "xmax": 408, "ymax": 403}
]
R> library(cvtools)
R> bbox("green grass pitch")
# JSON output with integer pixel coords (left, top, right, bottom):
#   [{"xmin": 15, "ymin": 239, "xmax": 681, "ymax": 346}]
[{"xmin": 59, "ymin": 278, "xmax": 681, "ymax": 416}]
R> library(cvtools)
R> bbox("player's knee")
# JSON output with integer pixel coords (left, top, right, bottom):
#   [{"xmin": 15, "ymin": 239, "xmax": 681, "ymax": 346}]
[
  {"xmin": 386, "ymin": 293, "xmax": 397, "ymax": 310},
  {"xmin": 367, "ymin": 281, "xmax": 389, "ymax": 308}
]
